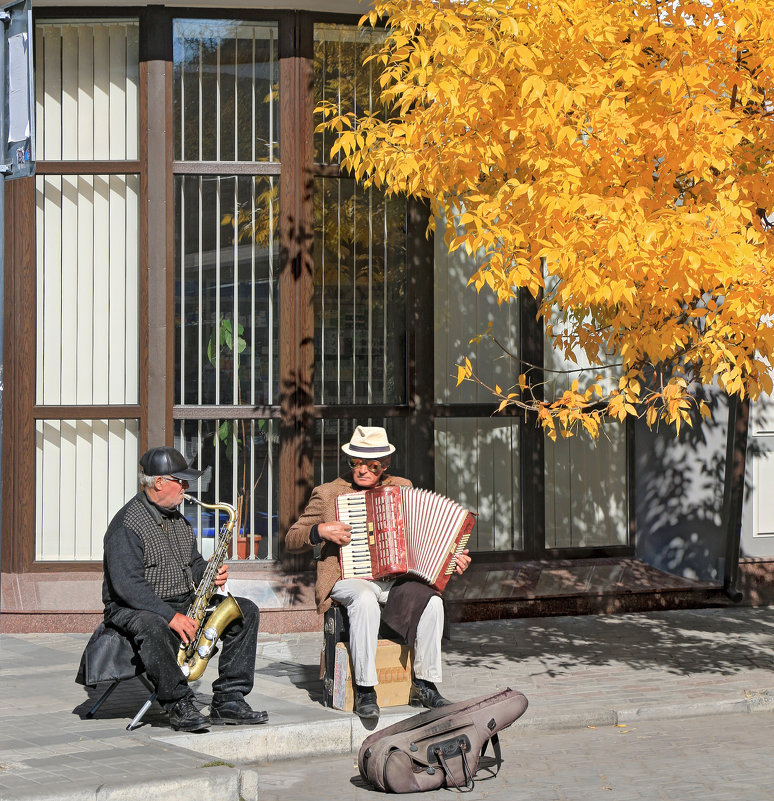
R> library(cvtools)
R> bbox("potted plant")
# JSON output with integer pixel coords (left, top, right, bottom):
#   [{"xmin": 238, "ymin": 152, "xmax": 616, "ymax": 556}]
[{"xmin": 207, "ymin": 315, "xmax": 263, "ymax": 559}]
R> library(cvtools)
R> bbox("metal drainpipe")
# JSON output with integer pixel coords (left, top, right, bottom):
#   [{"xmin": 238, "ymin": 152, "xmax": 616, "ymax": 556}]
[
  {"xmin": 0, "ymin": 172, "xmax": 4, "ymax": 579},
  {"xmin": 721, "ymin": 394, "xmax": 749, "ymax": 603},
  {"xmin": 0, "ymin": 13, "xmax": 7, "ymax": 579}
]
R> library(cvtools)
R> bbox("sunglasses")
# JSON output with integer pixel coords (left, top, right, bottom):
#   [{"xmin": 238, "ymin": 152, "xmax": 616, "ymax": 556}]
[{"xmin": 348, "ymin": 458, "xmax": 386, "ymax": 473}]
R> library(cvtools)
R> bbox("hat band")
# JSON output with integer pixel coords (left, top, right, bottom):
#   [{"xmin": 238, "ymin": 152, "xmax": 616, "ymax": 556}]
[{"xmin": 348, "ymin": 443, "xmax": 391, "ymax": 454}]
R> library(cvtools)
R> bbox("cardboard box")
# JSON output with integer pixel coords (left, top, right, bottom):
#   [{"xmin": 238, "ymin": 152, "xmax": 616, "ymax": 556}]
[{"xmin": 332, "ymin": 640, "xmax": 414, "ymax": 711}]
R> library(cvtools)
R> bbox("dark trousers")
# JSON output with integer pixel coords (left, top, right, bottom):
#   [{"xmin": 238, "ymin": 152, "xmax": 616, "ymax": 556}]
[{"xmin": 106, "ymin": 594, "xmax": 260, "ymax": 707}]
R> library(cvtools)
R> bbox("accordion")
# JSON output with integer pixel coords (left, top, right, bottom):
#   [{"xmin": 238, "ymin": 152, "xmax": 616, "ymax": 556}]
[{"xmin": 335, "ymin": 486, "xmax": 475, "ymax": 592}]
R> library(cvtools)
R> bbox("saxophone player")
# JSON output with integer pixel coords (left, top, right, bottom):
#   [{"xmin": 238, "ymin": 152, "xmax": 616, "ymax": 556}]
[{"xmin": 101, "ymin": 446, "xmax": 268, "ymax": 732}]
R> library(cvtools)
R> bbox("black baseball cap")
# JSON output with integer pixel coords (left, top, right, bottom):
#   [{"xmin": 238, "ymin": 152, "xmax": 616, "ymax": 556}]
[{"xmin": 139, "ymin": 446, "xmax": 205, "ymax": 481}]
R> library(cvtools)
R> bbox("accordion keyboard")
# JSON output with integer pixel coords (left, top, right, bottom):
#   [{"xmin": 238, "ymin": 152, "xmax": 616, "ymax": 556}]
[{"xmin": 336, "ymin": 493, "xmax": 374, "ymax": 580}]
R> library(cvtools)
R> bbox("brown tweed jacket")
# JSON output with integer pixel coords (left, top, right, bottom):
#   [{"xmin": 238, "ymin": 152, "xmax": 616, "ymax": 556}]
[{"xmin": 285, "ymin": 473, "xmax": 413, "ymax": 614}]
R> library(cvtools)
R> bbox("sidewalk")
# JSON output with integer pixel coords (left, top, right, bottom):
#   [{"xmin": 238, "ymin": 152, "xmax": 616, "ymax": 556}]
[{"xmin": 2, "ymin": 605, "xmax": 774, "ymax": 801}]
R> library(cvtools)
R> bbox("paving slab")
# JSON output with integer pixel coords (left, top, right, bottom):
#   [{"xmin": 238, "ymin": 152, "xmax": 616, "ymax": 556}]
[{"xmin": 2, "ymin": 606, "xmax": 774, "ymax": 801}]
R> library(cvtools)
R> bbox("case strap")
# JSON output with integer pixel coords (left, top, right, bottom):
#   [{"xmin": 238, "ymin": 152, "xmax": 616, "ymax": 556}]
[
  {"xmin": 434, "ymin": 738, "xmax": 475, "ymax": 793},
  {"xmin": 478, "ymin": 732, "xmax": 503, "ymax": 777}
]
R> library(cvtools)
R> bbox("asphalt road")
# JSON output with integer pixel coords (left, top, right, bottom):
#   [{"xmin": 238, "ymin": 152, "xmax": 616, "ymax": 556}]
[{"xmin": 247, "ymin": 709, "xmax": 774, "ymax": 800}]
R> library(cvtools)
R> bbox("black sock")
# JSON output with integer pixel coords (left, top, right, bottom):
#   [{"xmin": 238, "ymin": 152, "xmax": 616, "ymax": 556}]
[
  {"xmin": 413, "ymin": 678, "xmax": 436, "ymax": 690},
  {"xmin": 355, "ymin": 684, "xmax": 375, "ymax": 694}
]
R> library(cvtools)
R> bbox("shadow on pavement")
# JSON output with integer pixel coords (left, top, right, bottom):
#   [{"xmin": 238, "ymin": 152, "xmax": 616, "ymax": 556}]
[{"xmin": 446, "ymin": 609, "xmax": 774, "ymax": 677}]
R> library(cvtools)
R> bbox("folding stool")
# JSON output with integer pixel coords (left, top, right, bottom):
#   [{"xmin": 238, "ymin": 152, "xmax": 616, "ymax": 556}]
[{"xmin": 75, "ymin": 622, "xmax": 158, "ymax": 731}]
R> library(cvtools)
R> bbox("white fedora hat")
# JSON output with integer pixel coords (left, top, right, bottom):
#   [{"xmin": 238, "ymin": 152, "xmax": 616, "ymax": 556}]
[{"xmin": 341, "ymin": 426, "xmax": 395, "ymax": 459}]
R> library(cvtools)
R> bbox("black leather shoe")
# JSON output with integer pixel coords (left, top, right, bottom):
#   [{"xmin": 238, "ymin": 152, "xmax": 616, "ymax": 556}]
[
  {"xmin": 354, "ymin": 688, "xmax": 380, "ymax": 721},
  {"xmin": 167, "ymin": 695, "xmax": 210, "ymax": 732},
  {"xmin": 409, "ymin": 681, "xmax": 451, "ymax": 709},
  {"xmin": 209, "ymin": 697, "xmax": 269, "ymax": 726}
]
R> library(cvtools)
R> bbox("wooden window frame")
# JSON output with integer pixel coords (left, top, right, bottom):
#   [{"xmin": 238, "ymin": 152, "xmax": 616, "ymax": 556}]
[{"xmin": 2, "ymin": 11, "xmax": 147, "ymax": 572}]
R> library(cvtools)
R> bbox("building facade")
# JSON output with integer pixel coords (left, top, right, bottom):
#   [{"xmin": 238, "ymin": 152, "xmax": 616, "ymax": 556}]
[{"xmin": 2, "ymin": 0, "xmax": 773, "ymax": 632}]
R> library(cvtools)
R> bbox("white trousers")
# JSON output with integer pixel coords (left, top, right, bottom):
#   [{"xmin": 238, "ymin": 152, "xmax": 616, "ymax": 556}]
[{"xmin": 329, "ymin": 579, "xmax": 444, "ymax": 687}]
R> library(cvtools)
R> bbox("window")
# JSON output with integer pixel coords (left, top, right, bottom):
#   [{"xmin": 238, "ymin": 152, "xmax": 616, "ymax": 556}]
[
  {"xmin": 34, "ymin": 20, "xmax": 140, "ymax": 561},
  {"xmin": 543, "ymin": 297, "xmax": 628, "ymax": 550},
  {"xmin": 434, "ymin": 209, "xmax": 521, "ymax": 552},
  {"xmin": 312, "ymin": 23, "xmax": 411, "ymax": 482},
  {"xmin": 173, "ymin": 19, "xmax": 280, "ymax": 560}
]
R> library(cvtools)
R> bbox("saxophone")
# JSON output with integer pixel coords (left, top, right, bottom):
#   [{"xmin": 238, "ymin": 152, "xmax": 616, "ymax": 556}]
[{"xmin": 177, "ymin": 494, "xmax": 244, "ymax": 681}]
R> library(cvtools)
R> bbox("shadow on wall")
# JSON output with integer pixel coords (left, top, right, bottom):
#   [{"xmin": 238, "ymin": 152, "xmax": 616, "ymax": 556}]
[{"xmin": 634, "ymin": 386, "xmax": 736, "ymax": 583}]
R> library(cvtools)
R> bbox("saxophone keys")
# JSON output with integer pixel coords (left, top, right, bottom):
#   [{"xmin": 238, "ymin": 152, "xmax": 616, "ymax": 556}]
[
  {"xmin": 197, "ymin": 644, "xmax": 212, "ymax": 658},
  {"xmin": 204, "ymin": 626, "xmax": 219, "ymax": 641}
]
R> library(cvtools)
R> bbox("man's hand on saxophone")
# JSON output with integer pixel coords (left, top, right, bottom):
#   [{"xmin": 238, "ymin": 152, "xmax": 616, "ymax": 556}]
[
  {"xmin": 169, "ymin": 612, "xmax": 199, "ymax": 645},
  {"xmin": 214, "ymin": 562, "xmax": 228, "ymax": 588}
]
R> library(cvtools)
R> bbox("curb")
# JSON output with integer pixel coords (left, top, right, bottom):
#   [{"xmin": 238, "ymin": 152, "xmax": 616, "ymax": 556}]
[
  {"xmin": 515, "ymin": 692, "xmax": 774, "ymax": 731},
  {"xmin": 152, "ymin": 707, "xmax": 417, "ymax": 764},
  {"xmin": 2, "ymin": 766, "xmax": 240, "ymax": 801},
  {"xmin": 614, "ymin": 690, "xmax": 774, "ymax": 724}
]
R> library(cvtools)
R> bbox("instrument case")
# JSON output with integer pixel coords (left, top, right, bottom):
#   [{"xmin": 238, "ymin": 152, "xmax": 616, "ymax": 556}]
[{"xmin": 358, "ymin": 688, "xmax": 528, "ymax": 792}]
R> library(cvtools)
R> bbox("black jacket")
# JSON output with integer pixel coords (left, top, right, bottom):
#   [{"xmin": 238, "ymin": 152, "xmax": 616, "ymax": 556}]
[{"xmin": 101, "ymin": 491, "xmax": 207, "ymax": 622}]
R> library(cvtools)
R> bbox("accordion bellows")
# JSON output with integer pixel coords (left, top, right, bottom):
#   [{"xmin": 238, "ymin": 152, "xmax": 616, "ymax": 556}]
[{"xmin": 335, "ymin": 486, "xmax": 475, "ymax": 592}]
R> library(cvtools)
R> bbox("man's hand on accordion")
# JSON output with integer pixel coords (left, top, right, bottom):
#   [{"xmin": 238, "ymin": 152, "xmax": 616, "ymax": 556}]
[
  {"xmin": 318, "ymin": 521, "xmax": 354, "ymax": 546},
  {"xmin": 455, "ymin": 549, "xmax": 472, "ymax": 575}
]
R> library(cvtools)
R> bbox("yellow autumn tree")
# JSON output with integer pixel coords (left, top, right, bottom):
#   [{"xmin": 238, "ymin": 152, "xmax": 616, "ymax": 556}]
[{"xmin": 318, "ymin": 0, "xmax": 774, "ymax": 439}]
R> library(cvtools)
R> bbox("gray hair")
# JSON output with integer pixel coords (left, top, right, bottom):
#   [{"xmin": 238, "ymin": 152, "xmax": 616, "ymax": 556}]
[{"xmin": 138, "ymin": 470, "xmax": 157, "ymax": 489}]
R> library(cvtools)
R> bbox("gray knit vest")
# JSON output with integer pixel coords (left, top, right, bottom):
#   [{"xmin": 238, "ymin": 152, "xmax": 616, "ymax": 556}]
[{"xmin": 122, "ymin": 496, "xmax": 195, "ymax": 599}]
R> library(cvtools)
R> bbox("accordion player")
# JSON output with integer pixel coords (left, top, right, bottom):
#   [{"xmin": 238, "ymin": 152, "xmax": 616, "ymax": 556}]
[{"xmin": 335, "ymin": 485, "xmax": 475, "ymax": 592}]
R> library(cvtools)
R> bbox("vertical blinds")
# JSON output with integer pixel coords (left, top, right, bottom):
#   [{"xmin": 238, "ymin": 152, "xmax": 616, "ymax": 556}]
[{"xmin": 34, "ymin": 21, "xmax": 140, "ymax": 561}]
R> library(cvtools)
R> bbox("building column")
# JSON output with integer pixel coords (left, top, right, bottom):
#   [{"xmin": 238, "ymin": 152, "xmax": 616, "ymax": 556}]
[
  {"xmin": 140, "ymin": 8, "xmax": 173, "ymax": 449},
  {"xmin": 278, "ymin": 13, "xmax": 315, "ymax": 549},
  {"xmin": 1, "ymin": 176, "xmax": 35, "ymax": 572}
]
